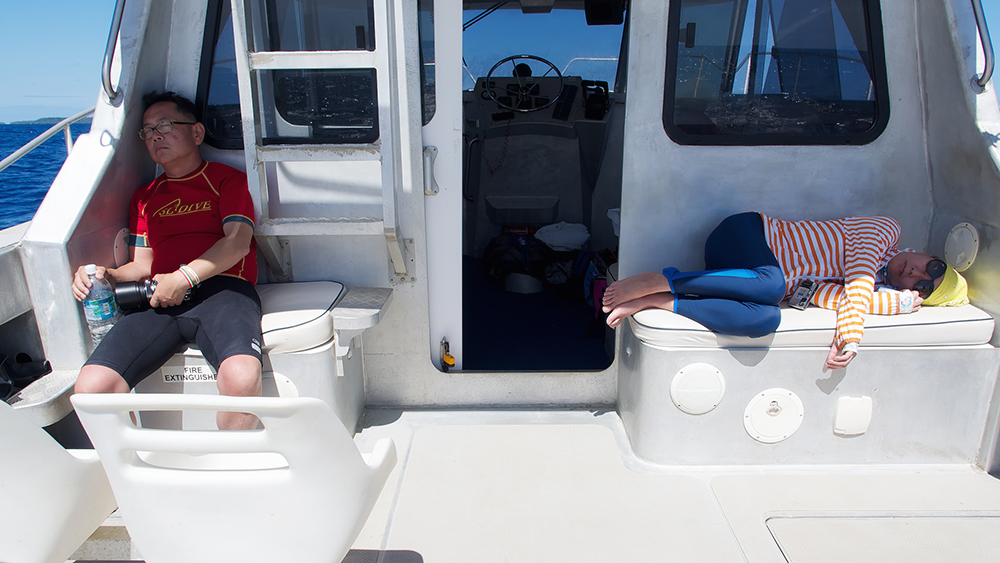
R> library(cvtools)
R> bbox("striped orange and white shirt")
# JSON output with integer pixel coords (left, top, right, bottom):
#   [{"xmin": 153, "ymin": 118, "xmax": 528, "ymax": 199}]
[{"xmin": 760, "ymin": 214, "xmax": 906, "ymax": 352}]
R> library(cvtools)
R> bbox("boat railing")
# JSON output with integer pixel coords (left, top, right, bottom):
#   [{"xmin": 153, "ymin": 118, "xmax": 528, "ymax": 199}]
[
  {"xmin": 972, "ymin": 0, "xmax": 995, "ymax": 88},
  {"xmin": 0, "ymin": 107, "xmax": 95, "ymax": 175},
  {"xmin": 103, "ymin": 0, "xmax": 126, "ymax": 103},
  {"xmin": 561, "ymin": 57, "xmax": 618, "ymax": 77}
]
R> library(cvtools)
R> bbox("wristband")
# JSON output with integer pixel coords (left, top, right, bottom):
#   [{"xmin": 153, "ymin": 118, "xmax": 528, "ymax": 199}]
[
  {"xmin": 177, "ymin": 267, "xmax": 195, "ymax": 288},
  {"xmin": 179, "ymin": 264, "xmax": 202, "ymax": 287}
]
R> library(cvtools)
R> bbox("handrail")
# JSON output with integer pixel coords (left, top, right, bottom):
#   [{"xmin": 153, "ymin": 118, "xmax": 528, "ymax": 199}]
[
  {"xmin": 0, "ymin": 107, "xmax": 95, "ymax": 175},
  {"xmin": 561, "ymin": 57, "xmax": 618, "ymax": 76},
  {"xmin": 972, "ymin": 0, "xmax": 995, "ymax": 88},
  {"xmin": 103, "ymin": 0, "xmax": 127, "ymax": 103},
  {"xmin": 464, "ymin": 136, "xmax": 480, "ymax": 202}
]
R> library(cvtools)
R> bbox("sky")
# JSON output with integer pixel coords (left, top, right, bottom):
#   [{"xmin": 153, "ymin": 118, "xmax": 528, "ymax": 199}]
[
  {"xmin": 1, "ymin": 0, "xmax": 999, "ymax": 123},
  {"xmin": 0, "ymin": 1, "xmax": 119, "ymax": 123}
]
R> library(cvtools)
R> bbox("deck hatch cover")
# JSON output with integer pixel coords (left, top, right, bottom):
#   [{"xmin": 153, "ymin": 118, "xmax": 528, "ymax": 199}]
[
  {"xmin": 767, "ymin": 515, "xmax": 1000, "ymax": 562},
  {"xmin": 743, "ymin": 388, "xmax": 803, "ymax": 443}
]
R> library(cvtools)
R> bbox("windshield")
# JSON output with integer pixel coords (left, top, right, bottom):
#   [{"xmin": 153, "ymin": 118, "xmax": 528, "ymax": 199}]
[{"xmin": 462, "ymin": 4, "xmax": 625, "ymax": 91}]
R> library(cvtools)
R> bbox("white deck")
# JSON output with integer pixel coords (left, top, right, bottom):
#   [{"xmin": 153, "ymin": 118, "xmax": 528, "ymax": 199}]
[
  {"xmin": 76, "ymin": 408, "xmax": 1000, "ymax": 562},
  {"xmin": 348, "ymin": 410, "xmax": 1000, "ymax": 563}
]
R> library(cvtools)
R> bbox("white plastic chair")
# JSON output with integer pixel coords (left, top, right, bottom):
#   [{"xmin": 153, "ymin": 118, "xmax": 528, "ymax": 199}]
[
  {"xmin": 0, "ymin": 401, "xmax": 117, "ymax": 563},
  {"xmin": 71, "ymin": 393, "xmax": 396, "ymax": 563}
]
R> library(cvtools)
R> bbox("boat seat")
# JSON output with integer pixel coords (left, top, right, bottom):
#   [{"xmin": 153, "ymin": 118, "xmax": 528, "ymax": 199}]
[
  {"xmin": 71, "ymin": 393, "xmax": 397, "ymax": 563},
  {"xmin": 257, "ymin": 280, "xmax": 346, "ymax": 353},
  {"xmin": 630, "ymin": 303, "xmax": 996, "ymax": 349},
  {"xmin": 184, "ymin": 280, "xmax": 391, "ymax": 357},
  {"xmin": 0, "ymin": 401, "xmax": 117, "ymax": 563},
  {"xmin": 7, "ymin": 281, "xmax": 392, "ymax": 428},
  {"xmin": 133, "ymin": 281, "xmax": 392, "ymax": 429}
]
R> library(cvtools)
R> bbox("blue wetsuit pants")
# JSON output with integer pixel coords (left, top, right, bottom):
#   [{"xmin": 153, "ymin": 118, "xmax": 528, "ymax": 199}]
[{"xmin": 662, "ymin": 212, "xmax": 786, "ymax": 337}]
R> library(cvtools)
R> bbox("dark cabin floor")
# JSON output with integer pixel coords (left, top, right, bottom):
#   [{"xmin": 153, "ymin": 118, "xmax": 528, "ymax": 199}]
[{"xmin": 461, "ymin": 256, "xmax": 613, "ymax": 371}]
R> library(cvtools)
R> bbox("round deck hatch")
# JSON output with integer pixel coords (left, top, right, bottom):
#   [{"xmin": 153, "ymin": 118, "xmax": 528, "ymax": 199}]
[
  {"xmin": 670, "ymin": 363, "xmax": 725, "ymax": 415},
  {"xmin": 945, "ymin": 222, "xmax": 979, "ymax": 272},
  {"xmin": 744, "ymin": 388, "xmax": 804, "ymax": 443}
]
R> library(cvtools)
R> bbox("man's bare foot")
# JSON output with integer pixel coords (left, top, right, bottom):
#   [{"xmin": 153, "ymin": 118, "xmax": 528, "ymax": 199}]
[
  {"xmin": 606, "ymin": 293, "xmax": 676, "ymax": 328},
  {"xmin": 602, "ymin": 271, "xmax": 673, "ymax": 312}
]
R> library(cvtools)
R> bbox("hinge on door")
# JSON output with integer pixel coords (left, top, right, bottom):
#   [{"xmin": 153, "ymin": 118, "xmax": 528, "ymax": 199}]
[
  {"xmin": 256, "ymin": 235, "xmax": 292, "ymax": 282},
  {"xmin": 387, "ymin": 236, "xmax": 415, "ymax": 284}
]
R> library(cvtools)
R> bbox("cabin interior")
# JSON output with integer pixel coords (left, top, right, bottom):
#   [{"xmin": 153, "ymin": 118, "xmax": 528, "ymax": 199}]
[{"xmin": 5, "ymin": 0, "xmax": 1000, "ymax": 561}]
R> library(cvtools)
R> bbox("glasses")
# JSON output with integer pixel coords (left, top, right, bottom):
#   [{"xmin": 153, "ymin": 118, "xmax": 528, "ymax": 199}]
[
  {"xmin": 138, "ymin": 119, "xmax": 197, "ymax": 141},
  {"xmin": 913, "ymin": 259, "xmax": 947, "ymax": 298}
]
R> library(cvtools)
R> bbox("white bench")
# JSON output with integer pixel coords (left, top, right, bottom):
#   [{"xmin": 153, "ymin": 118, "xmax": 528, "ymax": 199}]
[
  {"xmin": 258, "ymin": 281, "xmax": 392, "ymax": 358},
  {"xmin": 136, "ymin": 281, "xmax": 391, "ymax": 432},
  {"xmin": 629, "ymin": 303, "xmax": 995, "ymax": 349},
  {"xmin": 13, "ymin": 281, "xmax": 392, "ymax": 432},
  {"xmin": 616, "ymin": 294, "xmax": 1000, "ymax": 466}
]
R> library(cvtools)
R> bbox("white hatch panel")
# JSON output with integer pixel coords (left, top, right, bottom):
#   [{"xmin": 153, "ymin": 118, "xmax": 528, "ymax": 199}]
[
  {"xmin": 946, "ymin": 222, "xmax": 980, "ymax": 272},
  {"xmin": 833, "ymin": 396, "xmax": 873, "ymax": 437},
  {"xmin": 743, "ymin": 388, "xmax": 804, "ymax": 443},
  {"xmin": 670, "ymin": 362, "xmax": 726, "ymax": 415}
]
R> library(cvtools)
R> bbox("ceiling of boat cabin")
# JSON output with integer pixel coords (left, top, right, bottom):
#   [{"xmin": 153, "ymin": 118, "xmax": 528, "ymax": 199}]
[{"xmin": 463, "ymin": 1, "xmax": 590, "ymax": 10}]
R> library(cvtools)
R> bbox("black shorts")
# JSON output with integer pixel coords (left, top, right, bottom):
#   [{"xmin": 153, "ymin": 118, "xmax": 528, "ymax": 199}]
[{"xmin": 85, "ymin": 276, "xmax": 263, "ymax": 388}]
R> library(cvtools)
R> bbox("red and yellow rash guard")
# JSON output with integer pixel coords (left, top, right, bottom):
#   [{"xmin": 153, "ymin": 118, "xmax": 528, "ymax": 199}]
[
  {"xmin": 760, "ymin": 214, "xmax": 906, "ymax": 354},
  {"xmin": 129, "ymin": 161, "xmax": 257, "ymax": 284}
]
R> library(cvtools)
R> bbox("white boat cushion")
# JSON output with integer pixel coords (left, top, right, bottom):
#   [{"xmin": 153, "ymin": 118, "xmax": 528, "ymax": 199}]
[
  {"xmin": 630, "ymin": 303, "xmax": 995, "ymax": 349},
  {"xmin": 257, "ymin": 281, "xmax": 346, "ymax": 353}
]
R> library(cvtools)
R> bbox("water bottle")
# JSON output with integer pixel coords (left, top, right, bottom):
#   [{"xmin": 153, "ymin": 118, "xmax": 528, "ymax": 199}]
[{"xmin": 81, "ymin": 264, "xmax": 120, "ymax": 347}]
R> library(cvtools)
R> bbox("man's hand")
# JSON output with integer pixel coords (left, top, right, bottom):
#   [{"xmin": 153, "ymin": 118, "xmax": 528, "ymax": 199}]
[
  {"xmin": 150, "ymin": 270, "xmax": 192, "ymax": 308},
  {"xmin": 825, "ymin": 343, "xmax": 856, "ymax": 370},
  {"xmin": 73, "ymin": 248, "xmax": 154, "ymax": 302},
  {"xmin": 72, "ymin": 265, "xmax": 107, "ymax": 302}
]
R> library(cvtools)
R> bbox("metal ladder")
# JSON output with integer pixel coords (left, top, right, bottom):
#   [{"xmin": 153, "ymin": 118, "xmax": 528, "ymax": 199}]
[{"xmin": 229, "ymin": 0, "xmax": 411, "ymax": 281}]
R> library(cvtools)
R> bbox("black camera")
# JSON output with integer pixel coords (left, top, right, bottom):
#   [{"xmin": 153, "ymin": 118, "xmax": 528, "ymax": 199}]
[{"xmin": 114, "ymin": 280, "xmax": 194, "ymax": 312}]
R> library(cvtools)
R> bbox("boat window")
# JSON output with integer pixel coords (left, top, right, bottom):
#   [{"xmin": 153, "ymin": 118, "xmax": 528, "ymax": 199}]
[
  {"xmin": 662, "ymin": 0, "xmax": 889, "ymax": 145},
  {"xmin": 264, "ymin": 0, "xmax": 375, "ymax": 51},
  {"xmin": 261, "ymin": 68, "xmax": 379, "ymax": 144},
  {"xmin": 419, "ymin": 0, "xmax": 435, "ymax": 125},
  {"xmin": 197, "ymin": 0, "xmax": 436, "ymax": 147},
  {"xmin": 462, "ymin": 3, "xmax": 625, "ymax": 92},
  {"xmin": 199, "ymin": 0, "xmax": 242, "ymax": 149},
  {"xmin": 258, "ymin": 0, "xmax": 379, "ymax": 144}
]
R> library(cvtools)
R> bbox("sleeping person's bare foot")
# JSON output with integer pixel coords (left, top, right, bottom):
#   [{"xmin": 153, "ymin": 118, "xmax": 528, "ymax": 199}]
[
  {"xmin": 606, "ymin": 293, "xmax": 676, "ymax": 328},
  {"xmin": 602, "ymin": 271, "xmax": 673, "ymax": 312}
]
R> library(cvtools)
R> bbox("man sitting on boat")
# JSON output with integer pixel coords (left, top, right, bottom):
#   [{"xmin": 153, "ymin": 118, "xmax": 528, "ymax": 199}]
[
  {"xmin": 602, "ymin": 212, "xmax": 969, "ymax": 370},
  {"xmin": 70, "ymin": 91, "xmax": 261, "ymax": 430}
]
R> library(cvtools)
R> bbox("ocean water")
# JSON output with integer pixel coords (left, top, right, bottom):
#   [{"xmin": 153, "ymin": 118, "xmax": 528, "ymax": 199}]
[{"xmin": 0, "ymin": 123, "xmax": 91, "ymax": 231}]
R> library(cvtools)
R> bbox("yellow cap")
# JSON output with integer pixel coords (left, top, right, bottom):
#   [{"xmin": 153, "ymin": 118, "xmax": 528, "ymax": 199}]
[{"xmin": 923, "ymin": 265, "xmax": 969, "ymax": 307}]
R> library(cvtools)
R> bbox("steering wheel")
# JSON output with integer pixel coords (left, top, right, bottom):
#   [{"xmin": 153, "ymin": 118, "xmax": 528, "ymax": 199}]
[{"xmin": 485, "ymin": 54, "xmax": 564, "ymax": 113}]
